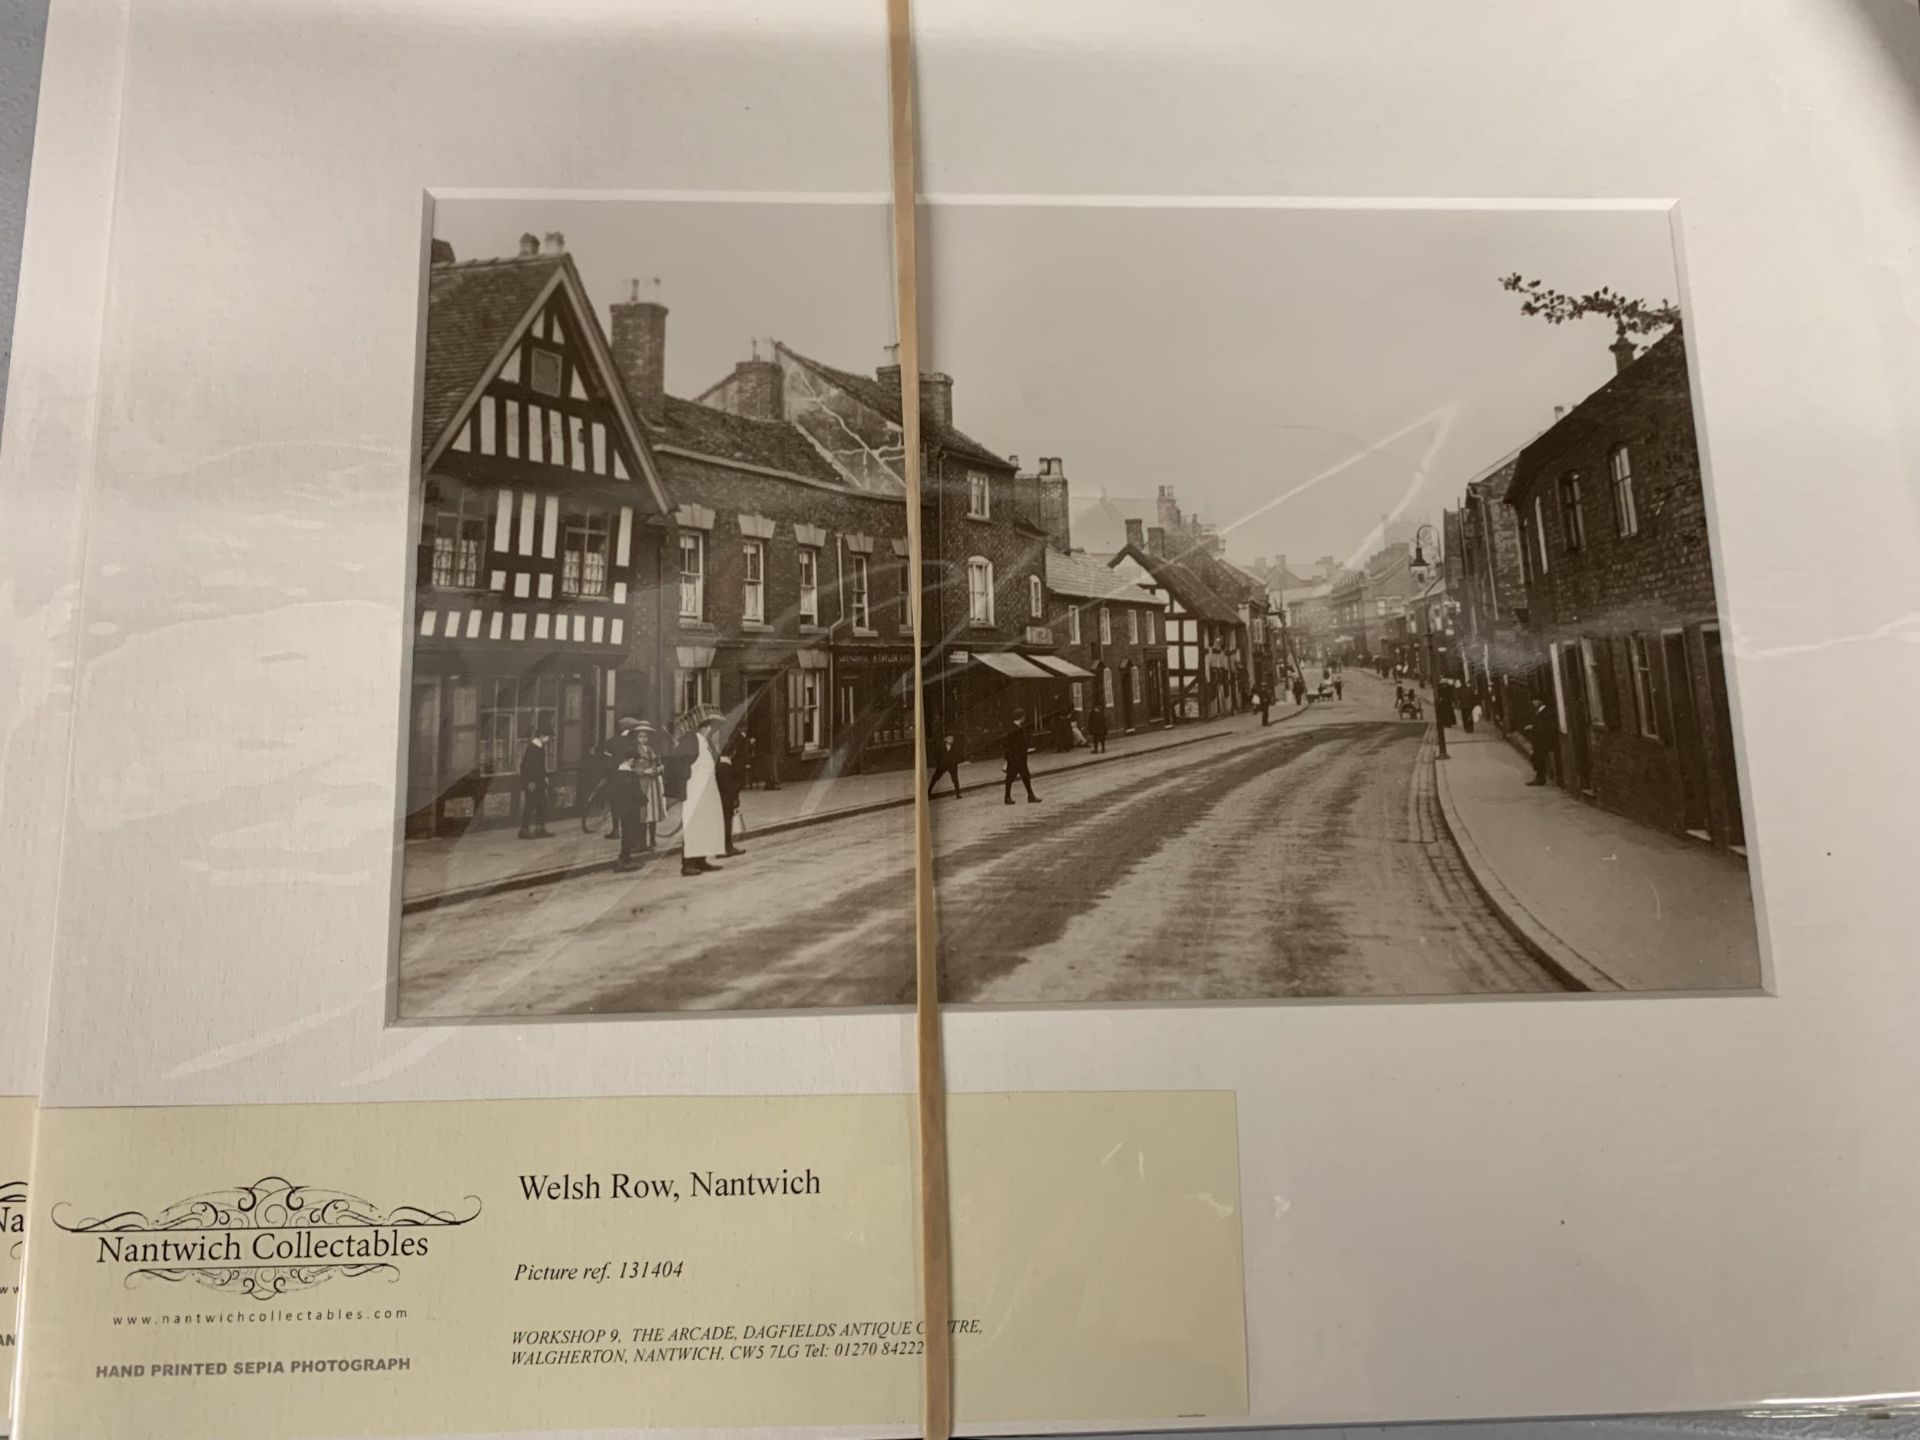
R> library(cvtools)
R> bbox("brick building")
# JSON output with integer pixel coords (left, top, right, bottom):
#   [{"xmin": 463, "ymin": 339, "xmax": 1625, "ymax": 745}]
[
  {"xmin": 1278, "ymin": 580, "xmax": 1334, "ymax": 664},
  {"xmin": 611, "ymin": 299, "xmax": 916, "ymax": 785},
  {"xmin": 1504, "ymin": 328, "xmax": 1746, "ymax": 851},
  {"xmin": 408, "ymin": 240, "xmax": 677, "ymax": 837},
  {"xmin": 1328, "ymin": 534, "xmax": 1419, "ymax": 668},
  {"xmin": 1043, "ymin": 547, "xmax": 1164, "ymax": 732},
  {"xmin": 704, "ymin": 345, "xmax": 1057, "ymax": 751},
  {"xmin": 1441, "ymin": 449, "xmax": 1532, "ymax": 725}
]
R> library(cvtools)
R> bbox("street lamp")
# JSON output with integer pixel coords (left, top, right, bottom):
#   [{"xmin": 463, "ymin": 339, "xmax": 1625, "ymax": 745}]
[{"xmin": 1409, "ymin": 524, "xmax": 1448, "ymax": 760}]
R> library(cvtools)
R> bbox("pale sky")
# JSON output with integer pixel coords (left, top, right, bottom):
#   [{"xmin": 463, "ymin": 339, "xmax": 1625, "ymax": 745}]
[{"xmin": 435, "ymin": 198, "xmax": 1682, "ymax": 574}]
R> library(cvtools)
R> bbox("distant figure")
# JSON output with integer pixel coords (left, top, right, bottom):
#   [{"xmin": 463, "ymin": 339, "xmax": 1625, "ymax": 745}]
[
  {"xmin": 1292, "ymin": 674, "xmax": 1306, "ymax": 707},
  {"xmin": 517, "ymin": 728, "xmax": 553, "ymax": 839},
  {"xmin": 1003, "ymin": 716, "xmax": 1040, "ymax": 805},
  {"xmin": 1088, "ymin": 706, "xmax": 1110, "ymax": 754},
  {"xmin": 1051, "ymin": 708, "xmax": 1074, "ymax": 754},
  {"xmin": 717, "ymin": 738, "xmax": 747, "ymax": 858},
  {"xmin": 1434, "ymin": 681, "xmax": 1456, "ymax": 730},
  {"xmin": 1254, "ymin": 688, "xmax": 1271, "ymax": 726},
  {"xmin": 927, "ymin": 734, "xmax": 964, "ymax": 800},
  {"xmin": 1526, "ymin": 697, "xmax": 1558, "ymax": 787},
  {"xmin": 1462, "ymin": 686, "xmax": 1479, "ymax": 734},
  {"xmin": 681, "ymin": 715, "xmax": 728, "ymax": 875},
  {"xmin": 1332, "ymin": 674, "xmax": 1344, "ymax": 701}
]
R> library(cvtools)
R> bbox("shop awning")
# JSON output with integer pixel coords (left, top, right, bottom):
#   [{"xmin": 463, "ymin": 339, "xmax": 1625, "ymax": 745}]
[
  {"xmin": 972, "ymin": 650, "xmax": 1054, "ymax": 680},
  {"xmin": 1030, "ymin": 654, "xmax": 1094, "ymax": 680}
]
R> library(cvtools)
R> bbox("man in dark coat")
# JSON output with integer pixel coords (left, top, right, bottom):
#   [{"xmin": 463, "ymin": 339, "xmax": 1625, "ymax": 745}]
[
  {"xmin": 1526, "ymin": 696, "xmax": 1558, "ymax": 786},
  {"xmin": 1434, "ymin": 680, "xmax": 1456, "ymax": 730},
  {"xmin": 606, "ymin": 721, "xmax": 645, "ymax": 870},
  {"xmin": 1292, "ymin": 674, "xmax": 1306, "ymax": 707},
  {"xmin": 927, "ymin": 734, "xmax": 964, "ymax": 800},
  {"xmin": 1088, "ymin": 706, "xmax": 1110, "ymax": 754},
  {"xmin": 517, "ymin": 728, "xmax": 553, "ymax": 839},
  {"xmin": 717, "ymin": 737, "xmax": 747, "ymax": 857},
  {"xmin": 1003, "ymin": 716, "xmax": 1040, "ymax": 805}
]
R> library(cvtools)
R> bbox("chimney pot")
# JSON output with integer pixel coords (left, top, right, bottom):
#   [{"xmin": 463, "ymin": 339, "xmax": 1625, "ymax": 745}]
[
  {"xmin": 541, "ymin": 231, "xmax": 566, "ymax": 256},
  {"xmin": 1609, "ymin": 334, "xmax": 1637, "ymax": 374},
  {"xmin": 1552, "ymin": 404, "xmax": 1567, "ymax": 421},
  {"xmin": 518, "ymin": 233, "xmax": 540, "ymax": 258}
]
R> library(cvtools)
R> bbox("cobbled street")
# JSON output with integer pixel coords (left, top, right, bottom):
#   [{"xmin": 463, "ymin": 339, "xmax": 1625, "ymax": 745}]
[{"xmin": 398, "ymin": 673, "xmax": 1564, "ymax": 1019}]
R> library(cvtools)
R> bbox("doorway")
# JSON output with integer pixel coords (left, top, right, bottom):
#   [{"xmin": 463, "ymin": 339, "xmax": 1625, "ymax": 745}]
[
  {"xmin": 1700, "ymin": 625, "xmax": 1746, "ymax": 847},
  {"xmin": 741, "ymin": 672, "xmax": 781, "ymax": 789},
  {"xmin": 1662, "ymin": 629, "xmax": 1711, "ymax": 837},
  {"xmin": 1557, "ymin": 644, "xmax": 1593, "ymax": 793}
]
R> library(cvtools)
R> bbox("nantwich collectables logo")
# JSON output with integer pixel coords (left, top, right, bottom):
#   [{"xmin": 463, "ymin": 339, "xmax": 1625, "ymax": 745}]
[{"xmin": 52, "ymin": 1175, "xmax": 480, "ymax": 1300}]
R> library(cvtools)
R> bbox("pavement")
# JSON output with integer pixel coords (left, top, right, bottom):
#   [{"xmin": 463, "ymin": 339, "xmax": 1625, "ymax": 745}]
[
  {"xmin": 397, "ymin": 681, "xmax": 1570, "ymax": 1018},
  {"xmin": 400, "ymin": 701, "xmax": 1305, "ymax": 912},
  {"xmin": 394, "ymin": 670, "xmax": 1763, "ymax": 1017},
  {"xmin": 1430, "ymin": 718, "xmax": 1762, "ymax": 992}
]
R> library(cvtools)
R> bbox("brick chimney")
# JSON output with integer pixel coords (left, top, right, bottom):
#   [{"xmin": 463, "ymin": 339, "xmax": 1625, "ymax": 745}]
[
  {"xmin": 1156, "ymin": 484, "xmax": 1183, "ymax": 534},
  {"xmin": 1610, "ymin": 335, "xmax": 1637, "ymax": 374},
  {"xmin": 1147, "ymin": 525, "xmax": 1167, "ymax": 555},
  {"xmin": 919, "ymin": 373, "xmax": 954, "ymax": 429},
  {"xmin": 430, "ymin": 238, "xmax": 456, "ymax": 265},
  {"xmin": 541, "ymin": 231, "xmax": 566, "ymax": 257},
  {"xmin": 1125, "ymin": 518, "xmax": 1145, "ymax": 551},
  {"xmin": 1037, "ymin": 457, "xmax": 1071, "ymax": 550},
  {"xmin": 517, "ymin": 233, "xmax": 540, "ymax": 258},
  {"xmin": 610, "ymin": 277, "xmax": 669, "ymax": 424},
  {"xmin": 724, "ymin": 352, "xmax": 784, "ymax": 423}
]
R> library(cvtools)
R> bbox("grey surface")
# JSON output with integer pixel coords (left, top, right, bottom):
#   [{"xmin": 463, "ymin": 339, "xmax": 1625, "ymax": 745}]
[
  {"xmin": 0, "ymin": 0, "xmax": 46, "ymax": 423},
  {"xmin": 0, "ymin": 0, "xmax": 1911, "ymax": 1436}
]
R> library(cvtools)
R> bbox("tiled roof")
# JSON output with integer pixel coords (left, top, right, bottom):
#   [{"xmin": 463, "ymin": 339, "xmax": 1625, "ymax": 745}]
[
  {"xmin": 654, "ymin": 396, "xmax": 849, "ymax": 486},
  {"xmin": 778, "ymin": 346, "xmax": 1013, "ymax": 470},
  {"xmin": 1045, "ymin": 548, "xmax": 1164, "ymax": 604},
  {"xmin": 421, "ymin": 254, "xmax": 567, "ymax": 457},
  {"xmin": 1114, "ymin": 540, "xmax": 1249, "ymax": 625},
  {"xmin": 1216, "ymin": 557, "xmax": 1271, "ymax": 596}
]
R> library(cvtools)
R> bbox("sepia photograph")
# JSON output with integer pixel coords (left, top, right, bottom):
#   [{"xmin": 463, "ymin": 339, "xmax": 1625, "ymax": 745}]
[{"xmin": 394, "ymin": 196, "xmax": 1763, "ymax": 1020}]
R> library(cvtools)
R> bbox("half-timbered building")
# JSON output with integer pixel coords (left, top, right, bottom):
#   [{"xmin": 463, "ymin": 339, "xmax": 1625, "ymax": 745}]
[
  {"xmin": 409, "ymin": 236, "xmax": 674, "ymax": 836},
  {"xmin": 1113, "ymin": 519, "xmax": 1254, "ymax": 722}
]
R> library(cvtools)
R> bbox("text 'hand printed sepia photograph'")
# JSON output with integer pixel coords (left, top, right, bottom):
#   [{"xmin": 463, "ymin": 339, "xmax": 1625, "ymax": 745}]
[{"xmin": 394, "ymin": 198, "xmax": 1762, "ymax": 1022}]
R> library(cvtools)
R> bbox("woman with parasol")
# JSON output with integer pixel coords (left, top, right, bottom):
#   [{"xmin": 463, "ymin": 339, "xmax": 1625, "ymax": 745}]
[{"xmin": 678, "ymin": 705, "xmax": 729, "ymax": 877}]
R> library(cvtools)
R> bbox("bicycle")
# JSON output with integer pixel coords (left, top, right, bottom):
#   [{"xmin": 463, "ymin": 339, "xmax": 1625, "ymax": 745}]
[{"xmin": 579, "ymin": 777, "xmax": 682, "ymax": 840}]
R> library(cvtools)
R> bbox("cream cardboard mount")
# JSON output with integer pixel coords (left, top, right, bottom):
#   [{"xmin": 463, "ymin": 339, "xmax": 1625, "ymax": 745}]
[
  {"xmin": 10, "ymin": 0, "xmax": 1920, "ymax": 1436},
  {"xmin": 0, "ymin": 0, "xmax": 135, "ymax": 1426}
]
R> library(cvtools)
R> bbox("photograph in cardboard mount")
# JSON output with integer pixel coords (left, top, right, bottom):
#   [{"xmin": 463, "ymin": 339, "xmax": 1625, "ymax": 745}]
[{"xmin": 394, "ymin": 197, "xmax": 1762, "ymax": 1021}]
